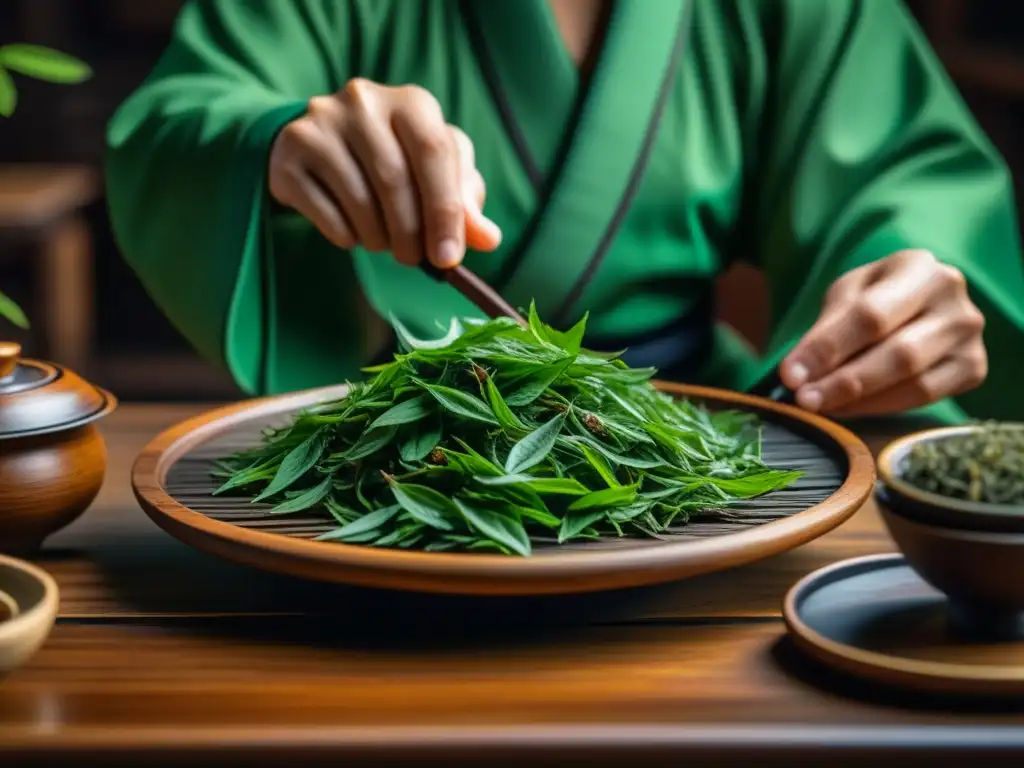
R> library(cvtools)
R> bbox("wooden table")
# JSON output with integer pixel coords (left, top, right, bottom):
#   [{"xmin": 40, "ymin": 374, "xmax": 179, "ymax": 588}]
[{"xmin": 1, "ymin": 405, "xmax": 1023, "ymax": 766}]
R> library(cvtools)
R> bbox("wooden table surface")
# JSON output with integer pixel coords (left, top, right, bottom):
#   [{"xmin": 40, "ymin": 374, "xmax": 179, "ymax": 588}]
[{"xmin": 2, "ymin": 405, "xmax": 1023, "ymax": 766}]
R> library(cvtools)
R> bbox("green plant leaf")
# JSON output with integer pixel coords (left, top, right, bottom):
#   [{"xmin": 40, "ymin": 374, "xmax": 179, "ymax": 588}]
[
  {"xmin": 269, "ymin": 475, "xmax": 333, "ymax": 514},
  {"xmin": 0, "ymin": 288, "xmax": 28, "ymax": 327},
  {"xmin": 253, "ymin": 428, "xmax": 329, "ymax": 502},
  {"xmin": 392, "ymin": 315, "xmax": 462, "ymax": 351},
  {"xmin": 454, "ymin": 497, "xmax": 531, "ymax": 556},
  {"xmin": 503, "ymin": 357, "xmax": 574, "ymax": 406},
  {"xmin": 543, "ymin": 312, "xmax": 588, "ymax": 355},
  {"xmin": 398, "ymin": 418, "xmax": 441, "ymax": 462},
  {"xmin": 324, "ymin": 496, "xmax": 360, "ymax": 525},
  {"xmin": 508, "ymin": 504, "xmax": 561, "ymax": 529},
  {"xmin": 315, "ymin": 505, "xmax": 403, "ymax": 540},
  {"xmin": 482, "ymin": 375, "xmax": 525, "ymax": 430},
  {"xmin": 562, "ymin": 435, "xmax": 664, "ymax": 469},
  {"xmin": 577, "ymin": 441, "xmax": 620, "ymax": 488},
  {"xmin": 388, "ymin": 479, "xmax": 456, "ymax": 531},
  {"xmin": 567, "ymin": 484, "xmax": 639, "ymax": 513},
  {"xmin": 373, "ymin": 521, "xmax": 425, "ymax": 548},
  {"xmin": 709, "ymin": 470, "xmax": 804, "ymax": 498},
  {"xmin": 212, "ymin": 459, "xmax": 278, "ymax": 495},
  {"xmin": 473, "ymin": 474, "xmax": 590, "ymax": 495},
  {"xmin": 316, "ymin": 504, "xmax": 402, "ymax": 541},
  {"xmin": 609, "ymin": 501, "xmax": 654, "ymax": 523},
  {"xmin": 443, "ymin": 447, "xmax": 504, "ymax": 477},
  {"xmin": 0, "ymin": 45, "xmax": 92, "ymax": 83},
  {"xmin": 369, "ymin": 394, "xmax": 432, "ymax": 429},
  {"xmin": 558, "ymin": 509, "xmax": 608, "ymax": 543},
  {"xmin": 504, "ymin": 412, "xmax": 565, "ymax": 474},
  {"xmin": 0, "ymin": 67, "xmax": 16, "ymax": 117},
  {"xmin": 337, "ymin": 425, "xmax": 398, "ymax": 462},
  {"xmin": 417, "ymin": 380, "xmax": 499, "ymax": 425}
]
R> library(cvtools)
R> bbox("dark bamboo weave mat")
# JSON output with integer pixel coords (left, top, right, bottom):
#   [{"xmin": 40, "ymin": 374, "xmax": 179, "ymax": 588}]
[{"xmin": 163, "ymin": 413, "xmax": 845, "ymax": 554}]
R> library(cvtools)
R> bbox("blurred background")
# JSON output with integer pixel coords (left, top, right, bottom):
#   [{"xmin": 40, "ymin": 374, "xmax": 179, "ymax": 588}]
[{"xmin": 0, "ymin": 0, "xmax": 1019, "ymax": 402}]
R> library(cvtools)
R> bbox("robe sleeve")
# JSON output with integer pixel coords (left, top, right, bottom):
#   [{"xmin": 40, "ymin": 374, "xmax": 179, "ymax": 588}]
[
  {"xmin": 748, "ymin": 0, "xmax": 1024, "ymax": 422},
  {"xmin": 106, "ymin": 0, "xmax": 371, "ymax": 396}
]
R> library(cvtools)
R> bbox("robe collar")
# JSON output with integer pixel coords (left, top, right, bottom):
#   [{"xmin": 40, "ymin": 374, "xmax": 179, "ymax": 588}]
[{"xmin": 463, "ymin": 0, "xmax": 693, "ymax": 325}]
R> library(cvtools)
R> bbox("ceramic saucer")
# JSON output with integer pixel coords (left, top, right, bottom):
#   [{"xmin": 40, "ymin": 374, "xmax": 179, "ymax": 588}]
[{"xmin": 783, "ymin": 553, "xmax": 1024, "ymax": 698}]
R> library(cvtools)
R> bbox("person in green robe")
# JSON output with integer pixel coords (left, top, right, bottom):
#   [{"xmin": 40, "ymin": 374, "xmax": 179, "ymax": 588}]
[{"xmin": 105, "ymin": 0, "xmax": 1021, "ymax": 424}]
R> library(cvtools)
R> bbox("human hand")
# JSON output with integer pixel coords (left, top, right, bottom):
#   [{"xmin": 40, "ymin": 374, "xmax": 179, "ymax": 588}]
[
  {"xmin": 268, "ymin": 78, "xmax": 502, "ymax": 268},
  {"xmin": 780, "ymin": 250, "xmax": 987, "ymax": 416}
]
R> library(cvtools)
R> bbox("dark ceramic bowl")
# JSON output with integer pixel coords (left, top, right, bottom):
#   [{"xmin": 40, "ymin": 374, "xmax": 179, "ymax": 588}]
[{"xmin": 876, "ymin": 425, "xmax": 1024, "ymax": 640}]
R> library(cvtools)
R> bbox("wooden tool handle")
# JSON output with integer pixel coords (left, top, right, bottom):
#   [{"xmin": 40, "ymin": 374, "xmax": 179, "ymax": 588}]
[{"xmin": 420, "ymin": 263, "xmax": 527, "ymax": 327}]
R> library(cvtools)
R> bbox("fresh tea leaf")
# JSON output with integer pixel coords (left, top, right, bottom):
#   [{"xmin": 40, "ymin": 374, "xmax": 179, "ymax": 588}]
[
  {"xmin": 710, "ymin": 470, "xmax": 805, "ymax": 498},
  {"xmin": 483, "ymin": 376, "xmax": 525, "ymax": 429},
  {"xmin": 504, "ymin": 358, "xmax": 575, "ymax": 406},
  {"xmin": 558, "ymin": 509, "xmax": 608, "ymax": 543},
  {"xmin": 253, "ymin": 428, "xmax": 329, "ymax": 502},
  {"xmin": 544, "ymin": 312, "xmax": 588, "ymax": 355},
  {"xmin": 338, "ymin": 425, "xmax": 398, "ymax": 461},
  {"xmin": 392, "ymin": 315, "xmax": 463, "ymax": 351},
  {"xmin": 369, "ymin": 395, "xmax": 432, "ymax": 429},
  {"xmin": 473, "ymin": 474, "xmax": 590, "ymax": 495},
  {"xmin": 388, "ymin": 479, "xmax": 456, "ymax": 531},
  {"xmin": 417, "ymin": 381, "xmax": 499, "ymax": 425},
  {"xmin": 270, "ymin": 475, "xmax": 332, "ymax": 514},
  {"xmin": 577, "ymin": 441, "xmax": 620, "ymax": 488},
  {"xmin": 316, "ymin": 504, "xmax": 401, "ymax": 541},
  {"xmin": 504, "ymin": 412, "xmax": 566, "ymax": 474},
  {"xmin": 567, "ymin": 484, "xmax": 639, "ymax": 513},
  {"xmin": 398, "ymin": 418, "xmax": 441, "ymax": 462},
  {"xmin": 454, "ymin": 498, "xmax": 531, "ymax": 556}
]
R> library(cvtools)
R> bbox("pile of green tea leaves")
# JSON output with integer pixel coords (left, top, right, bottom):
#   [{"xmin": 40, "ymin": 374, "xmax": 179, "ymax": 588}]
[
  {"xmin": 212, "ymin": 305, "xmax": 804, "ymax": 556},
  {"xmin": 901, "ymin": 423, "xmax": 1024, "ymax": 504}
]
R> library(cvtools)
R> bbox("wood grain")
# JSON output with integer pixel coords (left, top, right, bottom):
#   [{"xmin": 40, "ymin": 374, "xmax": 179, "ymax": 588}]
[
  {"xmin": 131, "ymin": 382, "xmax": 875, "ymax": 595},
  {"xmin": 0, "ymin": 405, "xmax": 1018, "ymax": 764}
]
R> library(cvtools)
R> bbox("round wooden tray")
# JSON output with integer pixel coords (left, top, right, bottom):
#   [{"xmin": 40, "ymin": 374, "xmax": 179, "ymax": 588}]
[{"xmin": 131, "ymin": 382, "xmax": 875, "ymax": 596}]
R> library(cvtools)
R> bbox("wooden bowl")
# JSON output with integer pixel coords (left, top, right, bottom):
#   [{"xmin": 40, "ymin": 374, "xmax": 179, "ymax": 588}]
[
  {"xmin": 877, "ymin": 426, "xmax": 1024, "ymax": 639},
  {"xmin": 132, "ymin": 382, "xmax": 875, "ymax": 596},
  {"xmin": 0, "ymin": 554, "xmax": 59, "ymax": 676},
  {"xmin": 0, "ymin": 342, "xmax": 117, "ymax": 555}
]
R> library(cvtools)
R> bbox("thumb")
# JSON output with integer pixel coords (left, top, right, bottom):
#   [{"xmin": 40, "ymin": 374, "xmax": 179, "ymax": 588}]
[
  {"xmin": 463, "ymin": 171, "xmax": 501, "ymax": 252},
  {"xmin": 451, "ymin": 124, "xmax": 502, "ymax": 252}
]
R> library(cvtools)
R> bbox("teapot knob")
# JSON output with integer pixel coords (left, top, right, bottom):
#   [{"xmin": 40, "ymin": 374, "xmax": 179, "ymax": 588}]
[{"xmin": 0, "ymin": 342, "xmax": 21, "ymax": 379}]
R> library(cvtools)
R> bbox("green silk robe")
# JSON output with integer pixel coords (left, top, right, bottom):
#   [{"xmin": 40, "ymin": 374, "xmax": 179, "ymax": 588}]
[{"xmin": 106, "ymin": 0, "xmax": 1024, "ymax": 423}]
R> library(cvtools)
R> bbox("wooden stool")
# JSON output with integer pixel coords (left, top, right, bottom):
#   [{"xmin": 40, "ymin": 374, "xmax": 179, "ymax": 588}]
[{"xmin": 0, "ymin": 165, "xmax": 98, "ymax": 375}]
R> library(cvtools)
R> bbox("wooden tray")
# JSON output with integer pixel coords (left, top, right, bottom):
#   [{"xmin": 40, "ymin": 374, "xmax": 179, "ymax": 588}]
[{"xmin": 131, "ymin": 382, "xmax": 875, "ymax": 596}]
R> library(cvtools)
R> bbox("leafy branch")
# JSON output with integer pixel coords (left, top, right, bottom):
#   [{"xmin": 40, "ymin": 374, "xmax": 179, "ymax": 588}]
[{"xmin": 0, "ymin": 44, "xmax": 92, "ymax": 328}]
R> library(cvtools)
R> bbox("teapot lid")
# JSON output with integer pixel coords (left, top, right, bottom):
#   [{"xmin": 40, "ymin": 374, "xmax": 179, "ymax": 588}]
[{"xmin": 0, "ymin": 342, "xmax": 117, "ymax": 439}]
